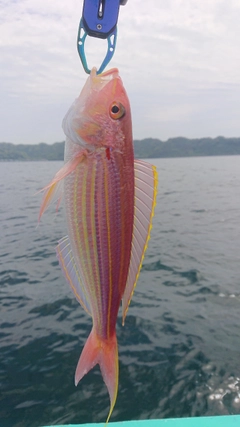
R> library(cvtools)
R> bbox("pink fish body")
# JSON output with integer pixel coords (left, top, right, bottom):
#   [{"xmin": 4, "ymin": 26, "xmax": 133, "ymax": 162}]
[{"xmin": 39, "ymin": 68, "xmax": 157, "ymax": 422}]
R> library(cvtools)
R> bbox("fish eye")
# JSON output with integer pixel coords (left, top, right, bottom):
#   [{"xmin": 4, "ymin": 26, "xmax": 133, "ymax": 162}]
[
  {"xmin": 112, "ymin": 105, "xmax": 120, "ymax": 114},
  {"xmin": 109, "ymin": 102, "xmax": 125, "ymax": 120}
]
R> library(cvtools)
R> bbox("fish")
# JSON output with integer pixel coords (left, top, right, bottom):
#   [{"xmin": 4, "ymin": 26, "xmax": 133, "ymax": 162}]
[{"xmin": 39, "ymin": 67, "xmax": 158, "ymax": 422}]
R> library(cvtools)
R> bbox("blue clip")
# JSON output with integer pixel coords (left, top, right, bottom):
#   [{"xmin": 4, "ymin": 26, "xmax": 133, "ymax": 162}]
[
  {"xmin": 77, "ymin": 19, "xmax": 117, "ymax": 74},
  {"xmin": 77, "ymin": 0, "xmax": 121, "ymax": 74}
]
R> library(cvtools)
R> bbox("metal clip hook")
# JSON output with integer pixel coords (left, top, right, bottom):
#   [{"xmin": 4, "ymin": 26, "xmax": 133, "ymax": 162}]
[
  {"xmin": 77, "ymin": 0, "xmax": 122, "ymax": 74},
  {"xmin": 77, "ymin": 18, "xmax": 117, "ymax": 75}
]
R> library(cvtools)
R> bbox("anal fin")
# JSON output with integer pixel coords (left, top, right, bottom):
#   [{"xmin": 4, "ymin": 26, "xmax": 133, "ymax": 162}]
[{"xmin": 56, "ymin": 236, "xmax": 91, "ymax": 316}]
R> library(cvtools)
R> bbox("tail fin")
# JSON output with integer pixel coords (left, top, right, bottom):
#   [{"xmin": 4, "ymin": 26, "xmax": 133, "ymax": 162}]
[{"xmin": 75, "ymin": 328, "xmax": 118, "ymax": 423}]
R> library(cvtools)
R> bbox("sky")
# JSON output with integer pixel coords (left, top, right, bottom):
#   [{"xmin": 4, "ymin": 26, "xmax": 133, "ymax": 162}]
[{"xmin": 1, "ymin": 0, "xmax": 240, "ymax": 144}]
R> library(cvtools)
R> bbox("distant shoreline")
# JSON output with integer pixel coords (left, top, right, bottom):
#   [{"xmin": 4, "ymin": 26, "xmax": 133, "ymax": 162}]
[{"xmin": 1, "ymin": 137, "xmax": 240, "ymax": 161}]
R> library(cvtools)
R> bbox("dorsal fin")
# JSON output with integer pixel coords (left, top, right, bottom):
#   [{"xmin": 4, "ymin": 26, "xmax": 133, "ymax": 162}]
[{"xmin": 122, "ymin": 160, "xmax": 158, "ymax": 324}]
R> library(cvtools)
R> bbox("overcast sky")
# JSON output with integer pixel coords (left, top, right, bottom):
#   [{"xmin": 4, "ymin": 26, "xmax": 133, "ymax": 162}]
[{"xmin": 1, "ymin": 0, "xmax": 240, "ymax": 144}]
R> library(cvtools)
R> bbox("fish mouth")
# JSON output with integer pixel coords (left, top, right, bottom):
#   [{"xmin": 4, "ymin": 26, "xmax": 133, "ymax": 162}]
[
  {"xmin": 90, "ymin": 67, "xmax": 120, "ymax": 88},
  {"xmin": 62, "ymin": 67, "xmax": 123, "ymax": 148},
  {"xmin": 91, "ymin": 67, "xmax": 119, "ymax": 77}
]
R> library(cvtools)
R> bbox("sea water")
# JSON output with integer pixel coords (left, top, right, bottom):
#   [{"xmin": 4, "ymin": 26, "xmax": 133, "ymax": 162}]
[{"xmin": 0, "ymin": 156, "xmax": 240, "ymax": 426}]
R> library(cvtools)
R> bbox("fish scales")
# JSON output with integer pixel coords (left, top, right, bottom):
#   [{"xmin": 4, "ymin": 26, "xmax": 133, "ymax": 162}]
[
  {"xmin": 39, "ymin": 67, "xmax": 158, "ymax": 423},
  {"xmin": 65, "ymin": 149, "xmax": 134, "ymax": 339}
]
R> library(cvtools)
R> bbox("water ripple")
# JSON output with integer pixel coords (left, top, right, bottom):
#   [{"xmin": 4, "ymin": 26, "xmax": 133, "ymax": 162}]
[{"xmin": 1, "ymin": 158, "xmax": 240, "ymax": 425}]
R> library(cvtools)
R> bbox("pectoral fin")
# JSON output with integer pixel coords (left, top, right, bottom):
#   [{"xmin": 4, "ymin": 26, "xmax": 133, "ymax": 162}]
[
  {"xmin": 56, "ymin": 236, "xmax": 91, "ymax": 316},
  {"xmin": 122, "ymin": 160, "xmax": 158, "ymax": 324},
  {"xmin": 38, "ymin": 150, "xmax": 87, "ymax": 221}
]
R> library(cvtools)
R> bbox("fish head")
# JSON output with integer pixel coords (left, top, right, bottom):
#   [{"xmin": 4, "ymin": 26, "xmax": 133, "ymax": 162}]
[{"xmin": 62, "ymin": 68, "xmax": 132, "ymax": 152}]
